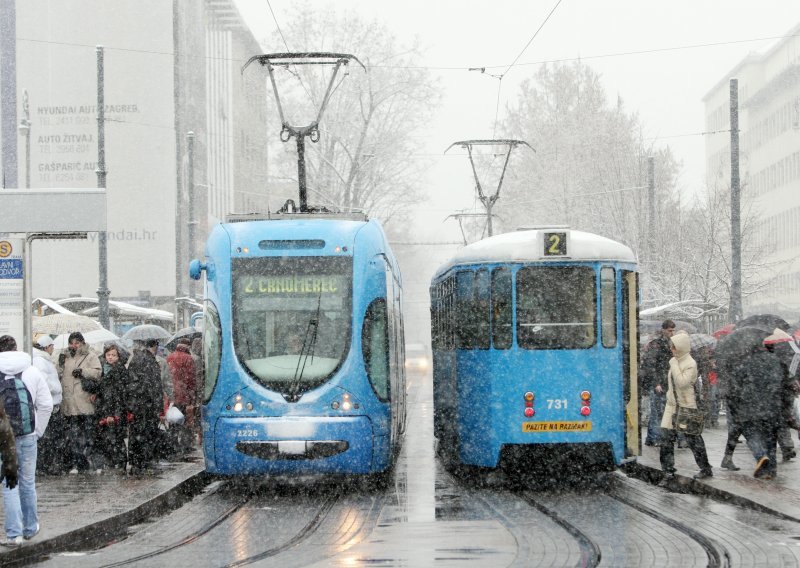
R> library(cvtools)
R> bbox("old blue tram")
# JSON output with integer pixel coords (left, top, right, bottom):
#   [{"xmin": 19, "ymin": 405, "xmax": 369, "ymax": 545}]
[
  {"xmin": 430, "ymin": 227, "xmax": 639, "ymax": 471},
  {"xmin": 189, "ymin": 214, "xmax": 406, "ymax": 477}
]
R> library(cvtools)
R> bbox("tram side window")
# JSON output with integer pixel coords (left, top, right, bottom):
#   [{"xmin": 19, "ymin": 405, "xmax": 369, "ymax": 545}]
[
  {"xmin": 446, "ymin": 276, "xmax": 456, "ymax": 350},
  {"xmin": 363, "ymin": 298, "xmax": 390, "ymax": 401},
  {"xmin": 516, "ymin": 266, "xmax": 596, "ymax": 350},
  {"xmin": 203, "ymin": 301, "xmax": 222, "ymax": 403},
  {"xmin": 600, "ymin": 266, "xmax": 617, "ymax": 348},
  {"xmin": 491, "ymin": 268, "xmax": 512, "ymax": 349},
  {"xmin": 455, "ymin": 271, "xmax": 476, "ymax": 348},
  {"xmin": 475, "ymin": 269, "xmax": 490, "ymax": 349}
]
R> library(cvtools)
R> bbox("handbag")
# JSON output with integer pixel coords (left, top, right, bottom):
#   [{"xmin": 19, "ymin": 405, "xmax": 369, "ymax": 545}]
[
  {"xmin": 675, "ymin": 405, "xmax": 705, "ymax": 436},
  {"xmin": 669, "ymin": 367, "xmax": 705, "ymax": 436}
]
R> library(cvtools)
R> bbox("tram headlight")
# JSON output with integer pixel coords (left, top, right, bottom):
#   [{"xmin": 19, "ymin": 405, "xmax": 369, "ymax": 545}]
[
  {"xmin": 331, "ymin": 391, "xmax": 359, "ymax": 412},
  {"xmin": 226, "ymin": 393, "xmax": 254, "ymax": 413}
]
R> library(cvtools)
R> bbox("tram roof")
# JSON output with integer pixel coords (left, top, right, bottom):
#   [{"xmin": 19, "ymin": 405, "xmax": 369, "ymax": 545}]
[{"xmin": 433, "ymin": 228, "xmax": 636, "ymax": 278}]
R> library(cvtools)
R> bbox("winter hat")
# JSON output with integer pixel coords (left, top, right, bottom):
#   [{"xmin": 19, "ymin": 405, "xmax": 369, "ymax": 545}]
[{"xmin": 36, "ymin": 336, "xmax": 54, "ymax": 348}]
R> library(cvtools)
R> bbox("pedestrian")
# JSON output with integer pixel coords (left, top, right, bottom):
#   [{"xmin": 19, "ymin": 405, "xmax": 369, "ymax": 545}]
[
  {"xmin": 126, "ymin": 340, "xmax": 166, "ymax": 473},
  {"xmin": 58, "ymin": 331, "xmax": 103, "ymax": 474},
  {"xmin": 0, "ymin": 334, "xmax": 53, "ymax": 546},
  {"xmin": 31, "ymin": 336, "xmax": 64, "ymax": 475},
  {"xmin": 641, "ymin": 319, "xmax": 676, "ymax": 446},
  {"xmin": 659, "ymin": 331, "xmax": 713, "ymax": 484},
  {"xmin": 166, "ymin": 338, "xmax": 196, "ymax": 452},
  {"xmin": 0, "ymin": 404, "xmax": 18, "ymax": 544},
  {"xmin": 715, "ymin": 327, "xmax": 750, "ymax": 471},
  {"xmin": 95, "ymin": 343, "xmax": 130, "ymax": 472},
  {"xmin": 728, "ymin": 327, "xmax": 785, "ymax": 479},
  {"xmin": 763, "ymin": 328, "xmax": 799, "ymax": 462}
]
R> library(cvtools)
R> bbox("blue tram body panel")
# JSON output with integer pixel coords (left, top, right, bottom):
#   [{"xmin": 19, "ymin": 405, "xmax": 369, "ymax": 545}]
[
  {"xmin": 195, "ymin": 215, "xmax": 405, "ymax": 477},
  {"xmin": 430, "ymin": 228, "xmax": 640, "ymax": 470}
]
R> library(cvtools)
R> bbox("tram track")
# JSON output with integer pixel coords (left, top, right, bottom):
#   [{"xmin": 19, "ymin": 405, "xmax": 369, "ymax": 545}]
[
  {"xmin": 516, "ymin": 491, "xmax": 602, "ymax": 567},
  {"xmin": 607, "ymin": 491, "xmax": 730, "ymax": 568},
  {"xmin": 99, "ymin": 484, "xmax": 251, "ymax": 568},
  {"xmin": 220, "ymin": 488, "xmax": 339, "ymax": 568}
]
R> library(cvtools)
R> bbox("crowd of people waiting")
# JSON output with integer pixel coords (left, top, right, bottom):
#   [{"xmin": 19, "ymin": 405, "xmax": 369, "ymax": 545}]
[
  {"xmin": 0, "ymin": 329, "xmax": 203, "ymax": 547},
  {"xmin": 642, "ymin": 317, "xmax": 800, "ymax": 483},
  {"xmin": 35, "ymin": 331, "xmax": 203, "ymax": 476}
]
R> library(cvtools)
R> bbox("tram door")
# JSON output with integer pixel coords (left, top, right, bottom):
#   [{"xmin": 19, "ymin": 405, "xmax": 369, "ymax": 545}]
[{"xmin": 622, "ymin": 270, "xmax": 640, "ymax": 457}]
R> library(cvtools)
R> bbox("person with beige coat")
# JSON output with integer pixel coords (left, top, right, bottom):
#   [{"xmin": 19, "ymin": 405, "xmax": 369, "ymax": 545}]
[
  {"xmin": 658, "ymin": 330, "xmax": 713, "ymax": 484},
  {"xmin": 57, "ymin": 332, "xmax": 102, "ymax": 473}
]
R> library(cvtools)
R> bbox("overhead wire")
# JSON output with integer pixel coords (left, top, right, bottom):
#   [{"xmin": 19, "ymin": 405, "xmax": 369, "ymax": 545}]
[{"xmin": 490, "ymin": 0, "xmax": 563, "ymax": 136}]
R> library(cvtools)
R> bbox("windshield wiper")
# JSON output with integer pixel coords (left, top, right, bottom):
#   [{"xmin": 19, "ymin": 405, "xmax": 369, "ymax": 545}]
[{"xmin": 286, "ymin": 290, "xmax": 322, "ymax": 402}]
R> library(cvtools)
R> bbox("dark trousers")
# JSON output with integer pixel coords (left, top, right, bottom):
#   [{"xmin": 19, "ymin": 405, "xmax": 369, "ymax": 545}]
[
  {"xmin": 659, "ymin": 428, "xmax": 711, "ymax": 474},
  {"xmin": 646, "ymin": 390, "xmax": 666, "ymax": 445},
  {"xmin": 724, "ymin": 401, "xmax": 744, "ymax": 456},
  {"xmin": 128, "ymin": 418, "xmax": 161, "ymax": 469},
  {"xmin": 37, "ymin": 409, "xmax": 66, "ymax": 474},
  {"xmin": 741, "ymin": 419, "xmax": 779, "ymax": 475},
  {"xmin": 63, "ymin": 414, "xmax": 99, "ymax": 471},
  {"xmin": 95, "ymin": 422, "xmax": 127, "ymax": 469}
]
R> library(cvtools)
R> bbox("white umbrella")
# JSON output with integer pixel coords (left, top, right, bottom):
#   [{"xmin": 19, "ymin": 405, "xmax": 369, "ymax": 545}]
[
  {"xmin": 52, "ymin": 328, "xmax": 118, "ymax": 350},
  {"xmin": 32, "ymin": 313, "xmax": 102, "ymax": 335},
  {"xmin": 121, "ymin": 324, "xmax": 172, "ymax": 343}
]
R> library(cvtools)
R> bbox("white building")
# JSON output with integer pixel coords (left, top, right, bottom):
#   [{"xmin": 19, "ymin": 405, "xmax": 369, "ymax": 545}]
[
  {"xmin": 0, "ymin": 0, "xmax": 269, "ymax": 315},
  {"xmin": 703, "ymin": 23, "xmax": 800, "ymax": 319}
]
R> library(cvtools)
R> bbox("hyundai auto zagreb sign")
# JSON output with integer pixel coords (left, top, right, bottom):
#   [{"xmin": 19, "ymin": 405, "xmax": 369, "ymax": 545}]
[{"xmin": 0, "ymin": 239, "xmax": 24, "ymax": 341}]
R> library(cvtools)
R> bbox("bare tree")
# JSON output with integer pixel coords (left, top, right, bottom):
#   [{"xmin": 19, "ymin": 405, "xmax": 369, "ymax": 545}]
[{"xmin": 260, "ymin": 3, "xmax": 441, "ymax": 236}]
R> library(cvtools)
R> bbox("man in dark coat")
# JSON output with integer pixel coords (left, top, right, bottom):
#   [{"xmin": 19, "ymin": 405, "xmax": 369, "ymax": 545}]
[
  {"xmin": 727, "ymin": 328, "xmax": 786, "ymax": 479},
  {"xmin": 126, "ymin": 341, "xmax": 167, "ymax": 471},
  {"xmin": 640, "ymin": 320, "xmax": 676, "ymax": 446}
]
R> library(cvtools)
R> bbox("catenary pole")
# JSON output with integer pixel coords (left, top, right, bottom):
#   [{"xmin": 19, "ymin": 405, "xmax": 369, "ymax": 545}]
[
  {"xmin": 729, "ymin": 78, "xmax": 743, "ymax": 322},
  {"xmin": 187, "ymin": 131, "xmax": 196, "ymax": 301},
  {"xmin": 96, "ymin": 46, "xmax": 110, "ymax": 329}
]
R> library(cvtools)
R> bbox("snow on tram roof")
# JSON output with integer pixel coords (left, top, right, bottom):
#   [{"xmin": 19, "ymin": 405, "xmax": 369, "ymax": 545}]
[{"xmin": 433, "ymin": 228, "xmax": 636, "ymax": 278}]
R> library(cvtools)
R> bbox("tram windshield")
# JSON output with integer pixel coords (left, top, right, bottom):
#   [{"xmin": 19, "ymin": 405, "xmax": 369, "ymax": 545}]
[
  {"xmin": 516, "ymin": 266, "xmax": 596, "ymax": 349},
  {"xmin": 231, "ymin": 256, "xmax": 352, "ymax": 395}
]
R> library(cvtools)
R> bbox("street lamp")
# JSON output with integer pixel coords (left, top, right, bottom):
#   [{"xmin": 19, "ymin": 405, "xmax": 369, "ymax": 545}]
[{"xmin": 17, "ymin": 89, "xmax": 30, "ymax": 189}]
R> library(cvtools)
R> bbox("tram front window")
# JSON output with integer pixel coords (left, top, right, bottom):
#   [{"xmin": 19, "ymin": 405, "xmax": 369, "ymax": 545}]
[
  {"xmin": 516, "ymin": 266, "xmax": 596, "ymax": 349},
  {"xmin": 232, "ymin": 256, "xmax": 352, "ymax": 396}
]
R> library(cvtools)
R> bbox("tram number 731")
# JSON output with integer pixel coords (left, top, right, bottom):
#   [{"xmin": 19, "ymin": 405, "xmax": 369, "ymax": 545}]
[{"xmin": 547, "ymin": 399, "xmax": 568, "ymax": 409}]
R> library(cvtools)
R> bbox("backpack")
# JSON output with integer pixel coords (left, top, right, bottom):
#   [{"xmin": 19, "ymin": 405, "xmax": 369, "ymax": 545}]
[{"xmin": 0, "ymin": 372, "xmax": 35, "ymax": 437}]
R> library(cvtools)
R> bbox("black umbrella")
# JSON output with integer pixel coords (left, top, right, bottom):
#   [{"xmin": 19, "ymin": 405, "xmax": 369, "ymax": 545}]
[
  {"xmin": 738, "ymin": 314, "xmax": 790, "ymax": 332},
  {"xmin": 715, "ymin": 326, "xmax": 770, "ymax": 380},
  {"xmin": 165, "ymin": 327, "xmax": 201, "ymax": 350}
]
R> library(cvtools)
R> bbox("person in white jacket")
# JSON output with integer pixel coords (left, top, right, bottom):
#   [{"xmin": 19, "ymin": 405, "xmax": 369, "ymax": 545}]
[
  {"xmin": 32, "ymin": 336, "xmax": 64, "ymax": 476},
  {"xmin": 31, "ymin": 337, "xmax": 61, "ymax": 407},
  {"xmin": 658, "ymin": 330, "xmax": 713, "ymax": 485},
  {"xmin": 0, "ymin": 335, "xmax": 53, "ymax": 546}
]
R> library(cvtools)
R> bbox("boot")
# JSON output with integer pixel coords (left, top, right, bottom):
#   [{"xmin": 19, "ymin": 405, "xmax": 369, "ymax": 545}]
[{"xmin": 720, "ymin": 455, "xmax": 740, "ymax": 471}]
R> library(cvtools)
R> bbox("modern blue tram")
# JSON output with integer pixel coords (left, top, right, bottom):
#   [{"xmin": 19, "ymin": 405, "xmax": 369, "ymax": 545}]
[
  {"xmin": 189, "ymin": 212, "xmax": 406, "ymax": 477},
  {"xmin": 430, "ymin": 227, "xmax": 639, "ymax": 471}
]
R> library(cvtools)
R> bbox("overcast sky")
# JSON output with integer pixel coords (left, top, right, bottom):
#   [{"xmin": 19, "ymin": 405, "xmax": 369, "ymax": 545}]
[{"xmin": 233, "ymin": 0, "xmax": 800, "ymax": 241}]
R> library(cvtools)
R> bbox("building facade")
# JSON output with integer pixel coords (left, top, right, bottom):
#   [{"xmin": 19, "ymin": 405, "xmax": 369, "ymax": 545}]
[
  {"xmin": 703, "ymin": 24, "xmax": 800, "ymax": 319},
  {"xmin": 0, "ymin": 0, "xmax": 268, "ymax": 315}
]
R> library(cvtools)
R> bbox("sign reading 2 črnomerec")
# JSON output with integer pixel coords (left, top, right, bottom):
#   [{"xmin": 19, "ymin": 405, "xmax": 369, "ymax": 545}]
[{"xmin": 0, "ymin": 239, "xmax": 24, "ymax": 342}]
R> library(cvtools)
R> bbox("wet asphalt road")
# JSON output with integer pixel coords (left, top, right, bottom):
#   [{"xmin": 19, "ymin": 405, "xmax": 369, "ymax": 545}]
[{"xmin": 37, "ymin": 371, "xmax": 800, "ymax": 567}]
